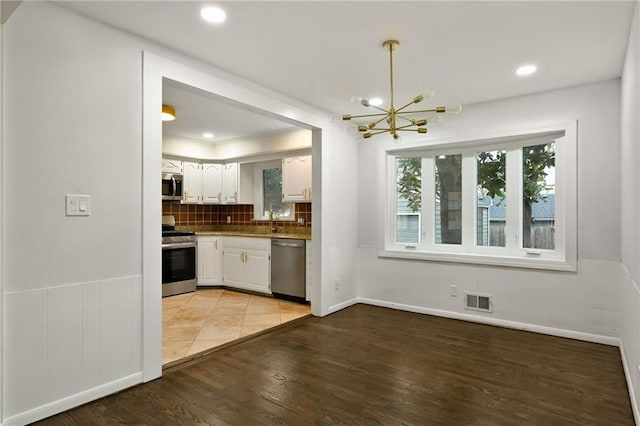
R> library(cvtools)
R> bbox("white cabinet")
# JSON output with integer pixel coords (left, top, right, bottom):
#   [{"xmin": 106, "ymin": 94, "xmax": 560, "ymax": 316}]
[
  {"xmin": 162, "ymin": 158, "xmax": 183, "ymax": 174},
  {"xmin": 183, "ymin": 161, "xmax": 201, "ymax": 204},
  {"xmin": 182, "ymin": 162, "xmax": 238, "ymax": 204},
  {"xmin": 197, "ymin": 236, "xmax": 223, "ymax": 285},
  {"xmin": 223, "ymin": 162, "xmax": 239, "ymax": 203},
  {"xmin": 223, "ymin": 237, "xmax": 270, "ymax": 294},
  {"xmin": 282, "ymin": 155, "xmax": 312, "ymax": 202},
  {"xmin": 202, "ymin": 163, "xmax": 223, "ymax": 204}
]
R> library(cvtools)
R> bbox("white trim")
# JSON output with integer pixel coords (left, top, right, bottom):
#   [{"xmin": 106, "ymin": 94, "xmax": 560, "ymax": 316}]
[
  {"xmin": 1, "ymin": 373, "xmax": 142, "ymax": 426},
  {"xmin": 620, "ymin": 343, "xmax": 640, "ymax": 425},
  {"xmin": 0, "ymin": 20, "xmax": 4, "ymax": 423},
  {"xmin": 379, "ymin": 249, "xmax": 576, "ymax": 272},
  {"xmin": 356, "ymin": 297, "xmax": 619, "ymax": 346},
  {"xmin": 326, "ymin": 297, "xmax": 359, "ymax": 315}
]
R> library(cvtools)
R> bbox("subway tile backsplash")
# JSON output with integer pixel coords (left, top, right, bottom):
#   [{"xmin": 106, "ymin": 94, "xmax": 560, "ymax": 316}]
[{"xmin": 162, "ymin": 202, "xmax": 312, "ymax": 228}]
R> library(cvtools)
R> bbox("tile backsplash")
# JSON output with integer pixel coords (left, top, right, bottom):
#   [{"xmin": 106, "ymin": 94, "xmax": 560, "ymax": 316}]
[{"xmin": 162, "ymin": 202, "xmax": 312, "ymax": 228}]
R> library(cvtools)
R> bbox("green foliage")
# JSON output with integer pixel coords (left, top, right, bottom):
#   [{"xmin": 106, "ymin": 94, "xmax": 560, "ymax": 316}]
[
  {"xmin": 522, "ymin": 143, "xmax": 555, "ymax": 206},
  {"xmin": 396, "ymin": 143, "xmax": 555, "ymax": 213},
  {"xmin": 477, "ymin": 151, "xmax": 506, "ymax": 201},
  {"xmin": 396, "ymin": 158, "xmax": 422, "ymax": 212}
]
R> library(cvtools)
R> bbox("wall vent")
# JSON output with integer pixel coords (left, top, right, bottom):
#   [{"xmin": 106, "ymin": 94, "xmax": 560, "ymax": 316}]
[{"xmin": 464, "ymin": 292, "xmax": 493, "ymax": 313}]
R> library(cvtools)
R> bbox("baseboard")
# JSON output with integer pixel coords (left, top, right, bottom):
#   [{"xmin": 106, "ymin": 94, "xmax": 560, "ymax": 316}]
[
  {"xmin": 357, "ymin": 297, "xmax": 619, "ymax": 346},
  {"xmin": 620, "ymin": 343, "xmax": 640, "ymax": 425},
  {"xmin": 326, "ymin": 297, "xmax": 359, "ymax": 315},
  {"xmin": 2, "ymin": 372, "xmax": 143, "ymax": 425}
]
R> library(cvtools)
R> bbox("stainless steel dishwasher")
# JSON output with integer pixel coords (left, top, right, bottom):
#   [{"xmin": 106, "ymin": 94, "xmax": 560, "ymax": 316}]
[{"xmin": 271, "ymin": 238, "xmax": 306, "ymax": 301}]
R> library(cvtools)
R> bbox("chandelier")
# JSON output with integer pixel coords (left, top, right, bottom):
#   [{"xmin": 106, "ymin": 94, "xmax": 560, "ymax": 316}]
[{"xmin": 342, "ymin": 40, "xmax": 462, "ymax": 140}]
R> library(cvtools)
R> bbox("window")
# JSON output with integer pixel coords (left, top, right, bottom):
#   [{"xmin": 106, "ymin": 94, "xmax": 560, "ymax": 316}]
[
  {"xmin": 385, "ymin": 123, "xmax": 576, "ymax": 271},
  {"xmin": 254, "ymin": 161, "xmax": 295, "ymax": 220}
]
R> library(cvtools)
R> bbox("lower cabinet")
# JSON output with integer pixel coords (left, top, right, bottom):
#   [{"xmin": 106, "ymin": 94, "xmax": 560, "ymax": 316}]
[
  {"xmin": 197, "ymin": 236, "xmax": 223, "ymax": 285},
  {"xmin": 223, "ymin": 237, "xmax": 271, "ymax": 294}
]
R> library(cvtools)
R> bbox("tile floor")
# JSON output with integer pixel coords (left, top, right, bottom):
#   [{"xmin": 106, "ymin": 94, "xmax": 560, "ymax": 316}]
[{"xmin": 162, "ymin": 289, "xmax": 311, "ymax": 365}]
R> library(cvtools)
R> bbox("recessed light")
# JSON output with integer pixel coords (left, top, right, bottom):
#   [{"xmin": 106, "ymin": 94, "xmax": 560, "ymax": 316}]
[
  {"xmin": 200, "ymin": 6, "xmax": 226, "ymax": 24},
  {"xmin": 516, "ymin": 64, "xmax": 537, "ymax": 76},
  {"xmin": 369, "ymin": 98, "xmax": 383, "ymax": 106},
  {"xmin": 203, "ymin": 132, "xmax": 214, "ymax": 139}
]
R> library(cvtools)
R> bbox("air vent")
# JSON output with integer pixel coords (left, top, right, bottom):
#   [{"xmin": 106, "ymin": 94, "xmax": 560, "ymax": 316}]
[{"xmin": 464, "ymin": 292, "xmax": 493, "ymax": 313}]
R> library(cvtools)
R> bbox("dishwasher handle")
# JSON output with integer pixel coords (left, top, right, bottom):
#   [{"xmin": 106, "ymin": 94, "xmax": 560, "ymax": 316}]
[{"xmin": 271, "ymin": 239, "xmax": 305, "ymax": 248}]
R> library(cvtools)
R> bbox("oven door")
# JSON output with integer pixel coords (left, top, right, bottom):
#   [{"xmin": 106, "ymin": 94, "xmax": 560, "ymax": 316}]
[{"xmin": 162, "ymin": 242, "xmax": 196, "ymax": 296}]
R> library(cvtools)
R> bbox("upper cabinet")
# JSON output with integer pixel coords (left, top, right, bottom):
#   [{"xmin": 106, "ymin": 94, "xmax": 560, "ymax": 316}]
[
  {"xmin": 181, "ymin": 161, "xmax": 239, "ymax": 205},
  {"xmin": 223, "ymin": 162, "xmax": 239, "ymax": 203},
  {"xmin": 282, "ymin": 155, "xmax": 312, "ymax": 202},
  {"xmin": 162, "ymin": 159, "xmax": 183, "ymax": 174},
  {"xmin": 202, "ymin": 163, "xmax": 223, "ymax": 204},
  {"xmin": 182, "ymin": 161, "xmax": 202, "ymax": 204}
]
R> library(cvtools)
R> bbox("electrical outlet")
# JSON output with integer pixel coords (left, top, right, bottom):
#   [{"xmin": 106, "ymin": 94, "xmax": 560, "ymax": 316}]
[
  {"xmin": 334, "ymin": 278, "xmax": 339, "ymax": 290},
  {"xmin": 227, "ymin": 216, "xmax": 231, "ymax": 224},
  {"xmin": 450, "ymin": 285, "xmax": 458, "ymax": 297}
]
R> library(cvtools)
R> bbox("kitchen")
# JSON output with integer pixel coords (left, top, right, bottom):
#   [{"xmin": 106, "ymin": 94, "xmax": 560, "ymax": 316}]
[{"xmin": 160, "ymin": 79, "xmax": 313, "ymax": 365}]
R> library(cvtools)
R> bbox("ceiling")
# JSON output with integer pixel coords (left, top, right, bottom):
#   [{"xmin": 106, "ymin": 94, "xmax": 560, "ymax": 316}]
[
  {"xmin": 162, "ymin": 79, "xmax": 295, "ymax": 143},
  {"xmin": 58, "ymin": 1, "xmax": 635, "ymax": 143}
]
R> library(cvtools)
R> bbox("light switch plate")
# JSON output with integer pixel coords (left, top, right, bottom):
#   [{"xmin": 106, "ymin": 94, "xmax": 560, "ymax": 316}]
[{"xmin": 66, "ymin": 194, "xmax": 91, "ymax": 216}]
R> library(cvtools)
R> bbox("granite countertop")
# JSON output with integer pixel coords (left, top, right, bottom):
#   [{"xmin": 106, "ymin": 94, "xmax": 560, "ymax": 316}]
[{"xmin": 177, "ymin": 225, "xmax": 311, "ymax": 240}]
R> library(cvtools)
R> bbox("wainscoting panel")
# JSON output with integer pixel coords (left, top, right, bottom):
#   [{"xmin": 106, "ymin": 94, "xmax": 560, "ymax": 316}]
[
  {"xmin": 4, "ymin": 290, "xmax": 48, "ymax": 417},
  {"xmin": 47, "ymin": 285, "xmax": 83, "ymax": 402},
  {"xmin": 2, "ymin": 275, "xmax": 143, "ymax": 421},
  {"xmin": 100, "ymin": 277, "xmax": 135, "ymax": 383},
  {"xmin": 82, "ymin": 283, "xmax": 101, "ymax": 390}
]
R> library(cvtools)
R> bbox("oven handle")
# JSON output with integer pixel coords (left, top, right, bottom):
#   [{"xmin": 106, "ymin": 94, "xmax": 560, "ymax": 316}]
[{"xmin": 162, "ymin": 242, "xmax": 197, "ymax": 250}]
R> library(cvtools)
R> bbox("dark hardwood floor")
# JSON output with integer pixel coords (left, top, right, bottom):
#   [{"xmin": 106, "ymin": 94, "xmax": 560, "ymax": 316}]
[{"xmin": 34, "ymin": 304, "xmax": 633, "ymax": 425}]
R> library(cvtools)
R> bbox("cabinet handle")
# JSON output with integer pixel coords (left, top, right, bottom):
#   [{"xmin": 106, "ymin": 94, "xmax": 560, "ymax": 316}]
[
  {"xmin": 244, "ymin": 251, "xmax": 248, "ymax": 263},
  {"xmin": 214, "ymin": 240, "xmax": 218, "ymax": 250},
  {"xmin": 218, "ymin": 192, "xmax": 222, "ymax": 201},
  {"xmin": 308, "ymin": 187, "xmax": 311, "ymax": 199}
]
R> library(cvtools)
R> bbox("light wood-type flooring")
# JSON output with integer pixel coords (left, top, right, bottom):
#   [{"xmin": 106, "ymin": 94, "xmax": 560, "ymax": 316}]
[
  {"xmin": 163, "ymin": 289, "xmax": 311, "ymax": 365},
  {"xmin": 35, "ymin": 304, "xmax": 633, "ymax": 425}
]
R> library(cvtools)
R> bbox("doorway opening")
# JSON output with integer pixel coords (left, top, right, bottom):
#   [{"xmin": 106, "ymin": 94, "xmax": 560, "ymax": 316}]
[{"xmin": 158, "ymin": 77, "xmax": 315, "ymax": 367}]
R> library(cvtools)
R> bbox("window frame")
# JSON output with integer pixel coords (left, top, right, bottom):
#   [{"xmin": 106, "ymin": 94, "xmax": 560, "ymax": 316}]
[
  {"xmin": 382, "ymin": 122, "xmax": 577, "ymax": 271},
  {"xmin": 252, "ymin": 160, "xmax": 295, "ymax": 221}
]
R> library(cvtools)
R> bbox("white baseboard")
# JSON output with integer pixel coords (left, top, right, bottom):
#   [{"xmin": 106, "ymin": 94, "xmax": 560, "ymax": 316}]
[
  {"xmin": 2, "ymin": 372, "xmax": 142, "ymax": 426},
  {"xmin": 326, "ymin": 297, "xmax": 359, "ymax": 315},
  {"xmin": 357, "ymin": 297, "xmax": 619, "ymax": 346},
  {"xmin": 620, "ymin": 343, "xmax": 640, "ymax": 425}
]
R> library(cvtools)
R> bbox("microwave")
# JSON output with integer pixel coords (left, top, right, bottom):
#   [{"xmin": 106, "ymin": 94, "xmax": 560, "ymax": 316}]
[{"xmin": 162, "ymin": 173, "xmax": 183, "ymax": 201}]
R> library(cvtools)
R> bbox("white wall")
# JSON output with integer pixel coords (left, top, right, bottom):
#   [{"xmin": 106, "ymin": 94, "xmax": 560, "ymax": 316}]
[
  {"xmin": 2, "ymin": 2, "xmax": 145, "ymax": 422},
  {"xmin": 620, "ymin": 2, "xmax": 640, "ymax": 422},
  {"xmin": 358, "ymin": 80, "xmax": 624, "ymax": 341},
  {"xmin": 1, "ymin": 1, "xmax": 360, "ymax": 423}
]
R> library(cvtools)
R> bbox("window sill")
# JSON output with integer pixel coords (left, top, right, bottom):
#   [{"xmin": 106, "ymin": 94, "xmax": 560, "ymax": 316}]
[{"xmin": 379, "ymin": 249, "xmax": 577, "ymax": 272}]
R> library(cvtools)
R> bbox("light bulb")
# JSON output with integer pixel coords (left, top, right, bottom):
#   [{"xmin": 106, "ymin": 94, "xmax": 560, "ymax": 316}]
[
  {"xmin": 428, "ymin": 116, "xmax": 443, "ymax": 124},
  {"xmin": 446, "ymin": 104, "xmax": 463, "ymax": 113},
  {"xmin": 369, "ymin": 98, "xmax": 383, "ymax": 106}
]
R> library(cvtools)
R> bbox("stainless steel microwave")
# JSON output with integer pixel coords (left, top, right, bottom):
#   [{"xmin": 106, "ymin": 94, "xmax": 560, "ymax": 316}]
[{"xmin": 162, "ymin": 173, "xmax": 183, "ymax": 201}]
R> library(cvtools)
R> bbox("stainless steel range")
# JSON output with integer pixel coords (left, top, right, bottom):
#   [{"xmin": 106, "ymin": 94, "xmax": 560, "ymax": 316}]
[{"xmin": 162, "ymin": 224, "xmax": 197, "ymax": 297}]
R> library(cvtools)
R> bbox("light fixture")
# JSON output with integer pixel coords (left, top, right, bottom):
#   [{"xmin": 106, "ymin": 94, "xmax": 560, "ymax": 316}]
[
  {"xmin": 343, "ymin": 40, "xmax": 462, "ymax": 140},
  {"xmin": 516, "ymin": 64, "xmax": 537, "ymax": 76},
  {"xmin": 200, "ymin": 6, "xmax": 226, "ymax": 24},
  {"xmin": 161, "ymin": 104, "xmax": 176, "ymax": 121},
  {"xmin": 203, "ymin": 132, "xmax": 214, "ymax": 139}
]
